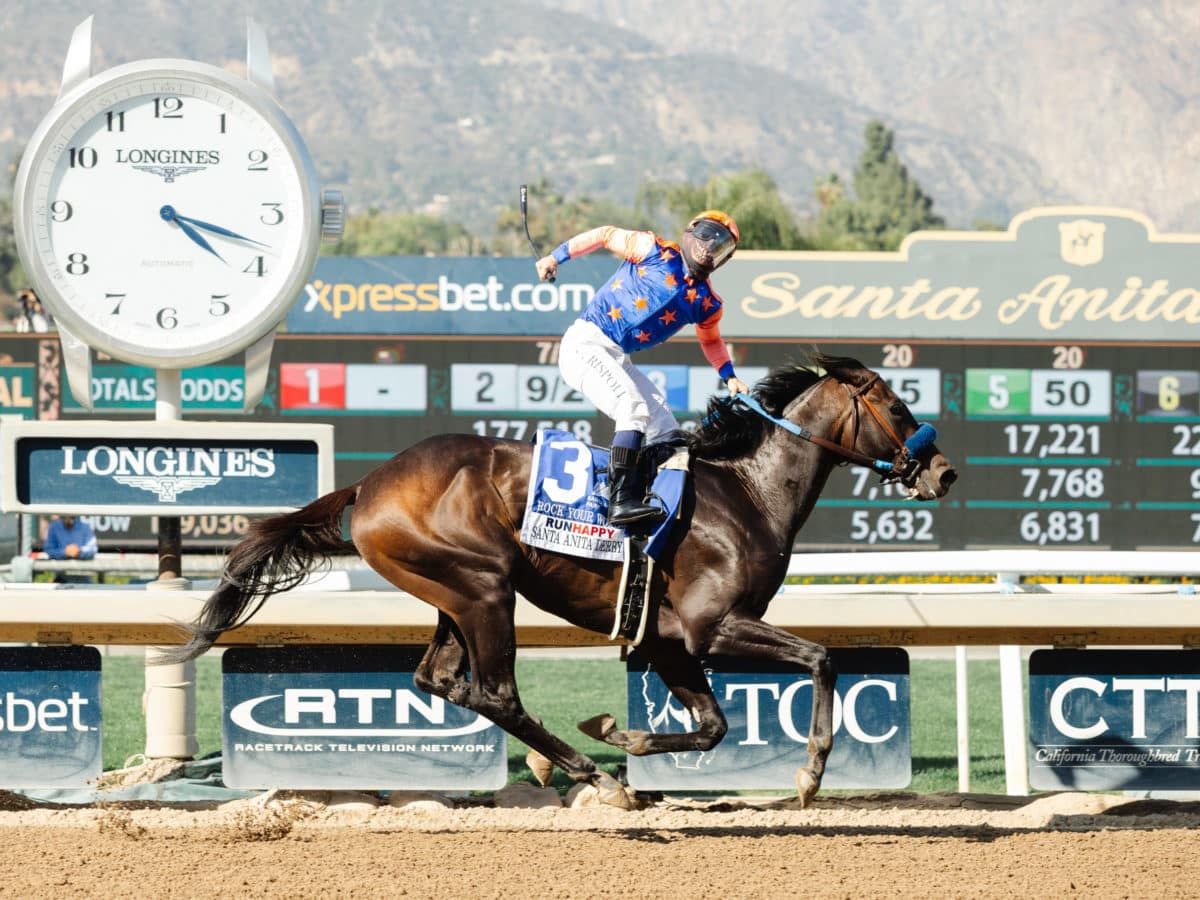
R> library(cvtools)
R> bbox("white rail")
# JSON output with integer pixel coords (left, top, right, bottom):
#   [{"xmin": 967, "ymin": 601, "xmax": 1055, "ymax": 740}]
[{"xmin": 4, "ymin": 548, "xmax": 1194, "ymax": 795}]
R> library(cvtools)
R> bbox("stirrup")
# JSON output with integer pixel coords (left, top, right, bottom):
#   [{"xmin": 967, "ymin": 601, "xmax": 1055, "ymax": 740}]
[{"xmin": 609, "ymin": 503, "xmax": 665, "ymax": 533}]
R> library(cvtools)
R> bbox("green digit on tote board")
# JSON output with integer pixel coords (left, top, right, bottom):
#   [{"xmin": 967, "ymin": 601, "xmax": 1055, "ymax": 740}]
[{"xmin": 966, "ymin": 369, "xmax": 1031, "ymax": 417}]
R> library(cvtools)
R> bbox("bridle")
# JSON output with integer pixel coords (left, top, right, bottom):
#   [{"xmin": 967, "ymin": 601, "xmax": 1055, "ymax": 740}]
[{"xmin": 730, "ymin": 374, "xmax": 938, "ymax": 488}]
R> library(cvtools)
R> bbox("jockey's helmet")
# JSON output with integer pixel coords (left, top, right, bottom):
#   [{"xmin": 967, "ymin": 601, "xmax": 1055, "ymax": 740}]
[{"xmin": 681, "ymin": 210, "xmax": 740, "ymax": 277}]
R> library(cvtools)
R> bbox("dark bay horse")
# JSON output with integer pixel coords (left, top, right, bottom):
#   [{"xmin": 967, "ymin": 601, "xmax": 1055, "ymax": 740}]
[{"xmin": 162, "ymin": 353, "xmax": 956, "ymax": 806}]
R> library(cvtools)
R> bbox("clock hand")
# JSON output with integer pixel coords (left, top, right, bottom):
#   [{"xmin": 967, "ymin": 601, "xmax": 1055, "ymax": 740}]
[
  {"xmin": 161, "ymin": 205, "xmax": 226, "ymax": 263},
  {"xmin": 173, "ymin": 212, "xmax": 270, "ymax": 249}
]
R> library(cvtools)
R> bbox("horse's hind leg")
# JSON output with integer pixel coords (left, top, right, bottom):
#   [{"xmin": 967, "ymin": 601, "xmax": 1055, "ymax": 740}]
[
  {"xmin": 363, "ymin": 549, "xmax": 633, "ymax": 806},
  {"xmin": 578, "ymin": 637, "xmax": 728, "ymax": 755},
  {"xmin": 702, "ymin": 613, "xmax": 835, "ymax": 807},
  {"xmin": 452, "ymin": 597, "xmax": 634, "ymax": 807},
  {"xmin": 413, "ymin": 612, "xmax": 469, "ymax": 706}
]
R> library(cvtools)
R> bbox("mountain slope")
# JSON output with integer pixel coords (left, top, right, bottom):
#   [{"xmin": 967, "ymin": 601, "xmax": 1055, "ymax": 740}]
[{"xmin": 1, "ymin": 1, "xmax": 1063, "ymax": 234}]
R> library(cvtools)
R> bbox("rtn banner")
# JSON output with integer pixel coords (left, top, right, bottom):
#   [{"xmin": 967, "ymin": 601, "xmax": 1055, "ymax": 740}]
[
  {"xmin": 222, "ymin": 646, "xmax": 506, "ymax": 791},
  {"xmin": 289, "ymin": 208, "xmax": 1200, "ymax": 342}
]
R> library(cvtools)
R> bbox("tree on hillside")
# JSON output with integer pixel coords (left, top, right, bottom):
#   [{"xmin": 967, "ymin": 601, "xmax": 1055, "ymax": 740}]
[
  {"xmin": 326, "ymin": 209, "xmax": 482, "ymax": 256},
  {"xmin": 492, "ymin": 180, "xmax": 654, "ymax": 257},
  {"xmin": 0, "ymin": 159, "xmax": 27, "ymax": 325},
  {"xmin": 812, "ymin": 121, "xmax": 944, "ymax": 251},
  {"xmin": 638, "ymin": 169, "xmax": 810, "ymax": 250}
]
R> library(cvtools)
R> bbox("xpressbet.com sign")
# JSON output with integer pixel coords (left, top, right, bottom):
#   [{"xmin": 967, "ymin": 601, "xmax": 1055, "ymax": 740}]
[
  {"xmin": 288, "ymin": 209, "xmax": 1200, "ymax": 343},
  {"xmin": 1, "ymin": 420, "xmax": 333, "ymax": 515}
]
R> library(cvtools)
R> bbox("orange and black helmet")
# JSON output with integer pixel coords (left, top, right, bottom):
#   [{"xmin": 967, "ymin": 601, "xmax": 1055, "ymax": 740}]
[{"xmin": 684, "ymin": 210, "xmax": 740, "ymax": 271}]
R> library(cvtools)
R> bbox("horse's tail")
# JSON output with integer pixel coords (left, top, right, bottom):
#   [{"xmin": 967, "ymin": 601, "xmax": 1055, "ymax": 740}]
[{"xmin": 156, "ymin": 485, "xmax": 359, "ymax": 664}]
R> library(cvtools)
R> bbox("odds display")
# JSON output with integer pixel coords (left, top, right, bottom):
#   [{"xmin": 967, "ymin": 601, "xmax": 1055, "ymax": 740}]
[{"xmin": 1, "ymin": 333, "xmax": 1188, "ymax": 552}]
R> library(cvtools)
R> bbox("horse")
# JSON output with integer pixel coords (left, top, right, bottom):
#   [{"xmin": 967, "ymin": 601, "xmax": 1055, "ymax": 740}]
[{"xmin": 161, "ymin": 352, "xmax": 956, "ymax": 807}]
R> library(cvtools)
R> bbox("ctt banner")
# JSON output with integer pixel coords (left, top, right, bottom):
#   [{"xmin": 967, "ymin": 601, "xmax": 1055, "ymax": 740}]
[
  {"xmin": 1029, "ymin": 649, "xmax": 1200, "ymax": 791},
  {"xmin": 0, "ymin": 646, "xmax": 101, "ymax": 789},
  {"xmin": 222, "ymin": 646, "xmax": 507, "ymax": 791},
  {"xmin": 625, "ymin": 648, "xmax": 910, "ymax": 790}
]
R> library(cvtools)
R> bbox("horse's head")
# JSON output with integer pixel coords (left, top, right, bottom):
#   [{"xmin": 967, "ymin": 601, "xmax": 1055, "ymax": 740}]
[{"xmin": 815, "ymin": 356, "xmax": 957, "ymax": 500}]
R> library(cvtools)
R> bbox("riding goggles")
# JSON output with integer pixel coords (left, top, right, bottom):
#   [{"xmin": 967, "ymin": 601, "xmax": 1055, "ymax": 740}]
[{"xmin": 687, "ymin": 219, "xmax": 738, "ymax": 267}]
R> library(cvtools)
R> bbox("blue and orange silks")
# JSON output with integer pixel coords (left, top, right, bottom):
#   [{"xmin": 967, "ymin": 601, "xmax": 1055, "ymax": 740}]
[{"xmin": 552, "ymin": 226, "xmax": 736, "ymax": 381}]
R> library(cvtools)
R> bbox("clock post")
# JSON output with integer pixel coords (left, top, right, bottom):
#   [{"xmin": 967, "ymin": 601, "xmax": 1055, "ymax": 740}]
[{"xmin": 8, "ymin": 17, "xmax": 343, "ymax": 763}]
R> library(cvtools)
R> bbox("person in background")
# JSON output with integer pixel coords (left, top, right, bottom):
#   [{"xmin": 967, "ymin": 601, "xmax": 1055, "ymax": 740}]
[
  {"xmin": 536, "ymin": 210, "xmax": 750, "ymax": 530},
  {"xmin": 44, "ymin": 514, "xmax": 97, "ymax": 561},
  {"xmin": 16, "ymin": 289, "xmax": 52, "ymax": 333}
]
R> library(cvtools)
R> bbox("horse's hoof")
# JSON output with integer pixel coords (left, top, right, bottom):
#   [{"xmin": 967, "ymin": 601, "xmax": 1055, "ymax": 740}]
[
  {"xmin": 592, "ymin": 771, "xmax": 635, "ymax": 810},
  {"xmin": 526, "ymin": 750, "xmax": 554, "ymax": 787},
  {"xmin": 578, "ymin": 713, "xmax": 617, "ymax": 742},
  {"xmin": 795, "ymin": 768, "xmax": 819, "ymax": 807}
]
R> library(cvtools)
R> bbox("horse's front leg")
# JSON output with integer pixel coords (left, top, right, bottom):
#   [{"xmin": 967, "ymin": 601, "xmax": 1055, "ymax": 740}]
[
  {"xmin": 577, "ymin": 636, "xmax": 728, "ymax": 755},
  {"xmin": 700, "ymin": 613, "xmax": 836, "ymax": 807}
]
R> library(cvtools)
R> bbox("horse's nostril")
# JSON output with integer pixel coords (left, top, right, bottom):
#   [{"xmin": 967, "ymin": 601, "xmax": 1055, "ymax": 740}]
[{"xmin": 940, "ymin": 468, "xmax": 958, "ymax": 489}]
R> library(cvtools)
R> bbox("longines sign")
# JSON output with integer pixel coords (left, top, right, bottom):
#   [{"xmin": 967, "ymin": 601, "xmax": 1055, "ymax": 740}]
[
  {"xmin": 0, "ymin": 421, "xmax": 334, "ymax": 515},
  {"xmin": 288, "ymin": 208, "xmax": 1200, "ymax": 342}
]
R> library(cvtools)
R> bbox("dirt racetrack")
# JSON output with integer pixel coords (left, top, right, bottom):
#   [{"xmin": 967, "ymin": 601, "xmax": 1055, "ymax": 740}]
[{"xmin": 0, "ymin": 789, "xmax": 1198, "ymax": 898}]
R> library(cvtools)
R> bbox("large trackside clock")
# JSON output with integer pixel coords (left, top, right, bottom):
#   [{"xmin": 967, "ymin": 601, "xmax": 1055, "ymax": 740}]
[{"xmin": 13, "ymin": 17, "xmax": 343, "ymax": 409}]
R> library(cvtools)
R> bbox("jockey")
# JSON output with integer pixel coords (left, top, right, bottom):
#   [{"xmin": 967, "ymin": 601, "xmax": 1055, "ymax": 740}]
[{"xmin": 536, "ymin": 210, "xmax": 751, "ymax": 530}]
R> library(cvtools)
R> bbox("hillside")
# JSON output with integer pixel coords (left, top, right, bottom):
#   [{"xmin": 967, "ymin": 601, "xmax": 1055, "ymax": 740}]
[{"xmin": 3, "ymin": 1, "xmax": 1171, "ymax": 237}]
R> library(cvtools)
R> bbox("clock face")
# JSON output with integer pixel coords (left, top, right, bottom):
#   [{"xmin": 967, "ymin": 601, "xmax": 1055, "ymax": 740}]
[{"xmin": 16, "ymin": 63, "xmax": 318, "ymax": 367}]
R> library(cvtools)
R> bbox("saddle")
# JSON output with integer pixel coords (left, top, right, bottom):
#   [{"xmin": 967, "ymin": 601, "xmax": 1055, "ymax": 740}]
[{"xmin": 519, "ymin": 429, "xmax": 690, "ymax": 646}]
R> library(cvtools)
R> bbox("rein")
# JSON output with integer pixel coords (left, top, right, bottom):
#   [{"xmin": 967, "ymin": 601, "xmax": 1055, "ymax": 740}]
[{"xmin": 730, "ymin": 377, "xmax": 938, "ymax": 477}]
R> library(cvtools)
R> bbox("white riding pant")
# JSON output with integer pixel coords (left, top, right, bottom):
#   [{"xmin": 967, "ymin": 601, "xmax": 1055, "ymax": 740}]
[{"xmin": 558, "ymin": 319, "xmax": 679, "ymax": 442}]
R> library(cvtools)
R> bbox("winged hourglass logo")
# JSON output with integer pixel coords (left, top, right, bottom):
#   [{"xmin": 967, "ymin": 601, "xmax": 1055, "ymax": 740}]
[
  {"xmin": 112, "ymin": 475, "xmax": 221, "ymax": 502},
  {"xmin": 131, "ymin": 164, "xmax": 205, "ymax": 183}
]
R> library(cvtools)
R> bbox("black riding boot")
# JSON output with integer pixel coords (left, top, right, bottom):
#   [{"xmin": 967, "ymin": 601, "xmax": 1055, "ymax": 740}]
[{"xmin": 607, "ymin": 444, "xmax": 665, "ymax": 531}]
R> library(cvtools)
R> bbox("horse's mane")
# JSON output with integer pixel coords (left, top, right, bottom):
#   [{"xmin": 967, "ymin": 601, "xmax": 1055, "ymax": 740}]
[{"xmin": 687, "ymin": 351, "xmax": 869, "ymax": 460}]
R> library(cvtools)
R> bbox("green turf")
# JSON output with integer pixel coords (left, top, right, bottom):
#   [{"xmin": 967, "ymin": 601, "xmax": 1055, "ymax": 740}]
[{"xmin": 101, "ymin": 655, "xmax": 1014, "ymax": 792}]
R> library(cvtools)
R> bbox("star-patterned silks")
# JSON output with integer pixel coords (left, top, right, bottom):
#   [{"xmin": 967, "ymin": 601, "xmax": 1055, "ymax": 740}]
[{"xmin": 580, "ymin": 237, "xmax": 724, "ymax": 354}]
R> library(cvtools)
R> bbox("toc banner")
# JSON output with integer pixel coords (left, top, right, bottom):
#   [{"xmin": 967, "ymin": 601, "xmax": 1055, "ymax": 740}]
[
  {"xmin": 1029, "ymin": 649, "xmax": 1200, "ymax": 791},
  {"xmin": 0, "ymin": 646, "xmax": 101, "ymax": 789},
  {"xmin": 222, "ymin": 646, "xmax": 507, "ymax": 791},
  {"xmin": 625, "ymin": 648, "xmax": 910, "ymax": 790}
]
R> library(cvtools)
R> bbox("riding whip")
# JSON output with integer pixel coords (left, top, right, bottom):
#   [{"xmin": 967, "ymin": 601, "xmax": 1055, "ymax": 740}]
[{"xmin": 520, "ymin": 184, "xmax": 555, "ymax": 283}]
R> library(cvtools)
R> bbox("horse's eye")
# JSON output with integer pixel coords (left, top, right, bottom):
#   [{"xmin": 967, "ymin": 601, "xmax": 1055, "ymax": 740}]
[{"xmin": 890, "ymin": 401, "xmax": 905, "ymax": 416}]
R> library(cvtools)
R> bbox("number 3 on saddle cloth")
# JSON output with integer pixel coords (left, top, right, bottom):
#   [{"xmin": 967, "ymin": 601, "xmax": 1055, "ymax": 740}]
[{"xmin": 520, "ymin": 429, "xmax": 687, "ymax": 645}]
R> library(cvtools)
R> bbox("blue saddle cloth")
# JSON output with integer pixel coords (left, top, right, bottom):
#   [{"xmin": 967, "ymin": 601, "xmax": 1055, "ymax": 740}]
[{"xmin": 520, "ymin": 429, "xmax": 685, "ymax": 562}]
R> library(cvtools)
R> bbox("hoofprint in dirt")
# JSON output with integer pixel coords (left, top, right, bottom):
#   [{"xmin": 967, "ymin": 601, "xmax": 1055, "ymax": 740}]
[
  {"xmin": 1, "ymin": 788, "xmax": 1199, "ymax": 832},
  {"xmin": 0, "ymin": 791, "xmax": 1198, "ymax": 900}
]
